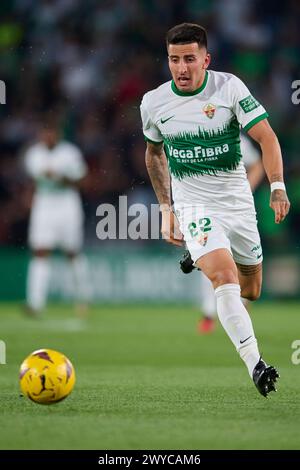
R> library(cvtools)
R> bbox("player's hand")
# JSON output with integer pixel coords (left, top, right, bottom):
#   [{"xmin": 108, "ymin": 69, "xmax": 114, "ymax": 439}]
[
  {"xmin": 44, "ymin": 169, "xmax": 59, "ymax": 180},
  {"xmin": 270, "ymin": 189, "xmax": 290, "ymax": 224},
  {"xmin": 161, "ymin": 208, "xmax": 184, "ymax": 247}
]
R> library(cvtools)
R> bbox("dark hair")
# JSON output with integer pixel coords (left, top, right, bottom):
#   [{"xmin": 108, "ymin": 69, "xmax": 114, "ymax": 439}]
[
  {"xmin": 166, "ymin": 23, "xmax": 207, "ymax": 49},
  {"xmin": 41, "ymin": 109, "xmax": 62, "ymax": 130}
]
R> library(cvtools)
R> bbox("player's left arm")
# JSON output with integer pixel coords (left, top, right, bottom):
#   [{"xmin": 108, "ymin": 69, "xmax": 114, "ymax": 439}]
[{"xmin": 247, "ymin": 119, "xmax": 290, "ymax": 223}]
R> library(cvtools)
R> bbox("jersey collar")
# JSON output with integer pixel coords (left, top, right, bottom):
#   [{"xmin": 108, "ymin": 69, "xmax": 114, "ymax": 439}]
[{"xmin": 171, "ymin": 70, "xmax": 208, "ymax": 96}]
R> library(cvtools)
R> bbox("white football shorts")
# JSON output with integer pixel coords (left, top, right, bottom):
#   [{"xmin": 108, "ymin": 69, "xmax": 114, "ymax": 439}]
[
  {"xmin": 28, "ymin": 194, "xmax": 84, "ymax": 252},
  {"xmin": 175, "ymin": 204, "xmax": 263, "ymax": 266}
]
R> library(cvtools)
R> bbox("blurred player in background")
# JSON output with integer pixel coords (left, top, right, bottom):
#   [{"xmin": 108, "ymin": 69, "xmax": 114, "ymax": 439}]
[
  {"xmin": 197, "ymin": 133, "xmax": 265, "ymax": 333},
  {"xmin": 24, "ymin": 116, "xmax": 91, "ymax": 316}
]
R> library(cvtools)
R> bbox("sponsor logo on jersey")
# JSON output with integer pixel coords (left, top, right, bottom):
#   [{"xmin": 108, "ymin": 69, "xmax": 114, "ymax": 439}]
[
  {"xmin": 239, "ymin": 95, "xmax": 260, "ymax": 113},
  {"xmin": 203, "ymin": 103, "xmax": 216, "ymax": 119},
  {"xmin": 166, "ymin": 143, "xmax": 229, "ymax": 161}
]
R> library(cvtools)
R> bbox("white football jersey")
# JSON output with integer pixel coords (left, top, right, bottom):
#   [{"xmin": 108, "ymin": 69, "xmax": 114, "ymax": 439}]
[
  {"xmin": 25, "ymin": 141, "xmax": 87, "ymax": 195},
  {"xmin": 141, "ymin": 70, "xmax": 267, "ymax": 212}
]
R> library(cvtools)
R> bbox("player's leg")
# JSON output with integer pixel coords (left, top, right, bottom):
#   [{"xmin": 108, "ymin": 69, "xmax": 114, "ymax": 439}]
[
  {"xmin": 196, "ymin": 249, "xmax": 263, "ymax": 378},
  {"xmin": 230, "ymin": 213, "xmax": 263, "ymax": 302},
  {"xmin": 179, "ymin": 250, "xmax": 250, "ymax": 333},
  {"xmin": 65, "ymin": 251, "xmax": 92, "ymax": 312},
  {"xmin": 176, "ymin": 207, "xmax": 278, "ymax": 395},
  {"xmin": 228, "ymin": 216, "xmax": 279, "ymax": 395},
  {"xmin": 196, "ymin": 266, "xmax": 251, "ymax": 334},
  {"xmin": 61, "ymin": 203, "xmax": 92, "ymax": 311},
  {"xmin": 26, "ymin": 249, "xmax": 52, "ymax": 314},
  {"xmin": 26, "ymin": 206, "xmax": 56, "ymax": 314},
  {"xmin": 196, "ymin": 248, "xmax": 279, "ymax": 396},
  {"xmin": 198, "ymin": 273, "xmax": 216, "ymax": 333},
  {"xmin": 236, "ymin": 262, "xmax": 262, "ymax": 301},
  {"xmin": 178, "ymin": 205, "xmax": 262, "ymax": 377}
]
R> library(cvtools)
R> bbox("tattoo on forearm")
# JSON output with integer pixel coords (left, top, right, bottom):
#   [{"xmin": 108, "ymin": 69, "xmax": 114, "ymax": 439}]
[
  {"xmin": 270, "ymin": 174, "xmax": 283, "ymax": 183},
  {"xmin": 236, "ymin": 263, "xmax": 262, "ymax": 276},
  {"xmin": 146, "ymin": 148, "xmax": 171, "ymax": 205}
]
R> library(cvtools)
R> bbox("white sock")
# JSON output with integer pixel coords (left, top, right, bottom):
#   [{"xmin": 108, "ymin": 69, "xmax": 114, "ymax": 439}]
[
  {"xmin": 70, "ymin": 255, "xmax": 92, "ymax": 303},
  {"xmin": 215, "ymin": 283, "xmax": 260, "ymax": 376},
  {"xmin": 199, "ymin": 279, "xmax": 250, "ymax": 319},
  {"xmin": 26, "ymin": 257, "xmax": 51, "ymax": 311},
  {"xmin": 200, "ymin": 273, "xmax": 216, "ymax": 319}
]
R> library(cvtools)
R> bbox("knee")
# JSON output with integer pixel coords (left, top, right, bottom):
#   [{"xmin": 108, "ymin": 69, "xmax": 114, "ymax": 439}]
[
  {"xmin": 241, "ymin": 284, "xmax": 261, "ymax": 301},
  {"xmin": 211, "ymin": 268, "xmax": 239, "ymax": 288}
]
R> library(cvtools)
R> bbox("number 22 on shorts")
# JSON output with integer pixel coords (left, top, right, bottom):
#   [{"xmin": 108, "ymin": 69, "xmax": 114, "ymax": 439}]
[{"xmin": 188, "ymin": 217, "xmax": 212, "ymax": 246}]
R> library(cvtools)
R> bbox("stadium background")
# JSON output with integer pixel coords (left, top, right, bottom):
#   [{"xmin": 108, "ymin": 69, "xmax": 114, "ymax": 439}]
[
  {"xmin": 0, "ymin": 0, "xmax": 299, "ymax": 302},
  {"xmin": 1, "ymin": 0, "xmax": 300, "ymax": 452},
  {"xmin": 0, "ymin": 0, "xmax": 300, "ymax": 300}
]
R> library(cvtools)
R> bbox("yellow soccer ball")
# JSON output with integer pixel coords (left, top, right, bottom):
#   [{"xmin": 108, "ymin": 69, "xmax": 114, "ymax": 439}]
[{"xmin": 19, "ymin": 349, "xmax": 75, "ymax": 404}]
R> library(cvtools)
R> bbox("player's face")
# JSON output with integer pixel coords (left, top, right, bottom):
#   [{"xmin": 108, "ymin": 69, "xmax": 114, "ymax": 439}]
[
  {"xmin": 40, "ymin": 128, "xmax": 59, "ymax": 149},
  {"xmin": 168, "ymin": 43, "xmax": 210, "ymax": 92}
]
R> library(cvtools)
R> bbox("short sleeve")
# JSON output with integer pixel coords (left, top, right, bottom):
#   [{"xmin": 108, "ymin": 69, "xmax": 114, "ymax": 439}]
[
  {"xmin": 230, "ymin": 75, "xmax": 268, "ymax": 132},
  {"xmin": 140, "ymin": 94, "xmax": 163, "ymax": 144}
]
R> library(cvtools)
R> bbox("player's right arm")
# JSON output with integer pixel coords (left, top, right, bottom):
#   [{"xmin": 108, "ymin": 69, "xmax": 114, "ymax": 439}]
[
  {"xmin": 141, "ymin": 93, "xmax": 183, "ymax": 246},
  {"xmin": 145, "ymin": 141, "xmax": 183, "ymax": 247},
  {"xmin": 145, "ymin": 142, "xmax": 170, "ymax": 208}
]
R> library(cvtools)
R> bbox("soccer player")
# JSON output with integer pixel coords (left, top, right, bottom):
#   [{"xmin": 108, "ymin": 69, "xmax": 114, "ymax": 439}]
[
  {"xmin": 197, "ymin": 133, "xmax": 265, "ymax": 334},
  {"xmin": 24, "ymin": 117, "xmax": 90, "ymax": 315},
  {"xmin": 140, "ymin": 23, "xmax": 290, "ymax": 397}
]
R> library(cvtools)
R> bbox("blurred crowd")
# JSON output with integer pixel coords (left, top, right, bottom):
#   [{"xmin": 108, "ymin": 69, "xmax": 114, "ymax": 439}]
[{"xmin": 0, "ymin": 0, "xmax": 299, "ymax": 249}]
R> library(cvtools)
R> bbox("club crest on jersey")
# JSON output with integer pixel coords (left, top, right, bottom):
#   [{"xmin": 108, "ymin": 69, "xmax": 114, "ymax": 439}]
[
  {"xmin": 197, "ymin": 232, "xmax": 208, "ymax": 246},
  {"xmin": 203, "ymin": 103, "xmax": 216, "ymax": 119}
]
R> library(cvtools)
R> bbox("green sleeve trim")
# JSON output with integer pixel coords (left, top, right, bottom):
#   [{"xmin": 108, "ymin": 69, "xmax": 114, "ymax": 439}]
[
  {"xmin": 144, "ymin": 135, "xmax": 163, "ymax": 145},
  {"xmin": 243, "ymin": 112, "xmax": 269, "ymax": 132}
]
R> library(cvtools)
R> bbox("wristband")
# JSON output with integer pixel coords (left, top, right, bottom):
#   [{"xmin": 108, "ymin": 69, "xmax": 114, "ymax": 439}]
[{"xmin": 271, "ymin": 182, "xmax": 286, "ymax": 192}]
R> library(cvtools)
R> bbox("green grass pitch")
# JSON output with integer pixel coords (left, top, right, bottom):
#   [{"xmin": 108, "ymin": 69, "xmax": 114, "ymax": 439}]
[{"xmin": 0, "ymin": 301, "xmax": 300, "ymax": 449}]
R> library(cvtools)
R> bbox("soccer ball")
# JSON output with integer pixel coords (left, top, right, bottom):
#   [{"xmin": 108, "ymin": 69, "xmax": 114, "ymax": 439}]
[{"xmin": 19, "ymin": 349, "xmax": 75, "ymax": 404}]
